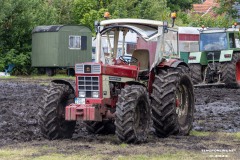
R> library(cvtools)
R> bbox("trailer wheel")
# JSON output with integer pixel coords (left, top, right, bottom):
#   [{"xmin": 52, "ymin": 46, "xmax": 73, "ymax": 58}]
[
  {"xmin": 151, "ymin": 65, "xmax": 194, "ymax": 138},
  {"xmin": 38, "ymin": 83, "xmax": 76, "ymax": 140},
  {"xmin": 84, "ymin": 121, "xmax": 115, "ymax": 134},
  {"xmin": 46, "ymin": 68, "xmax": 56, "ymax": 76},
  {"xmin": 189, "ymin": 64, "xmax": 202, "ymax": 84},
  {"xmin": 115, "ymin": 85, "xmax": 150, "ymax": 143},
  {"xmin": 221, "ymin": 52, "xmax": 240, "ymax": 87}
]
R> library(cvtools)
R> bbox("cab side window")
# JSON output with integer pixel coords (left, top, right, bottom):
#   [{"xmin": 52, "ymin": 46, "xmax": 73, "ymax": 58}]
[{"xmin": 229, "ymin": 33, "xmax": 236, "ymax": 48}]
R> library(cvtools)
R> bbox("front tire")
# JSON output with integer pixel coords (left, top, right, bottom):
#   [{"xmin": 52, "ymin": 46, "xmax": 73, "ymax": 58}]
[
  {"xmin": 115, "ymin": 85, "xmax": 150, "ymax": 143},
  {"xmin": 151, "ymin": 65, "xmax": 194, "ymax": 138},
  {"xmin": 189, "ymin": 64, "xmax": 202, "ymax": 84},
  {"xmin": 221, "ymin": 52, "xmax": 240, "ymax": 87},
  {"xmin": 38, "ymin": 83, "xmax": 76, "ymax": 140}
]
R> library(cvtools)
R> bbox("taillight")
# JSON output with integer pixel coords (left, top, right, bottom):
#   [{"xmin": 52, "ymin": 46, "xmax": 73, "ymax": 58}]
[
  {"xmin": 189, "ymin": 56, "xmax": 196, "ymax": 60},
  {"xmin": 224, "ymin": 54, "xmax": 231, "ymax": 58}
]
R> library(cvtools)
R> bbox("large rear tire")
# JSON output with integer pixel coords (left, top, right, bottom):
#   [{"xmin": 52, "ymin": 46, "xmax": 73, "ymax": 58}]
[
  {"xmin": 115, "ymin": 85, "xmax": 150, "ymax": 143},
  {"xmin": 151, "ymin": 65, "xmax": 195, "ymax": 138},
  {"xmin": 221, "ymin": 52, "xmax": 240, "ymax": 87},
  {"xmin": 189, "ymin": 64, "xmax": 202, "ymax": 84},
  {"xmin": 38, "ymin": 83, "xmax": 76, "ymax": 140}
]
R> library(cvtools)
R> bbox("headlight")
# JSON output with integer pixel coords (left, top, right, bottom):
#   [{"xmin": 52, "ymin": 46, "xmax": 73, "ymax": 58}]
[
  {"xmin": 79, "ymin": 91, "xmax": 86, "ymax": 97},
  {"xmin": 92, "ymin": 91, "xmax": 99, "ymax": 98}
]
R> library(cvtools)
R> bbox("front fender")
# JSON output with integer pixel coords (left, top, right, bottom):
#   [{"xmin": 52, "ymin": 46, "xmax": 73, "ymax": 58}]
[
  {"xmin": 158, "ymin": 59, "xmax": 189, "ymax": 68},
  {"xmin": 51, "ymin": 79, "xmax": 75, "ymax": 93}
]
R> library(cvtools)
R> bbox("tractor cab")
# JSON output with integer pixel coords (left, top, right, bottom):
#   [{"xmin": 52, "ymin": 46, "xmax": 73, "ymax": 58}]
[
  {"xmin": 94, "ymin": 19, "xmax": 179, "ymax": 79},
  {"xmin": 199, "ymin": 28, "xmax": 239, "ymax": 52}
]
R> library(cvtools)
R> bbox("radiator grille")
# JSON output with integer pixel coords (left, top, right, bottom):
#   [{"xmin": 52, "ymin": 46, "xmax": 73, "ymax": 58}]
[
  {"xmin": 78, "ymin": 76, "xmax": 99, "ymax": 98},
  {"xmin": 207, "ymin": 51, "xmax": 220, "ymax": 61}
]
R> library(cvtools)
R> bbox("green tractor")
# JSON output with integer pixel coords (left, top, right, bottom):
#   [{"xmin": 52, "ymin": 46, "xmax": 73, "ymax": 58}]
[{"xmin": 188, "ymin": 27, "xmax": 240, "ymax": 87}]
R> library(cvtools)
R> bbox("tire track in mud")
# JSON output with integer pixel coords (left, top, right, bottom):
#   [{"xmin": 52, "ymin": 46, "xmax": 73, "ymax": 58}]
[
  {"xmin": 193, "ymin": 87, "xmax": 240, "ymax": 132},
  {"xmin": 0, "ymin": 80, "xmax": 240, "ymax": 146}
]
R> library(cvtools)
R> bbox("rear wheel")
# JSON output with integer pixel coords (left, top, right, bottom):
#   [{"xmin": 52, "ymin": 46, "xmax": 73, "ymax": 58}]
[
  {"xmin": 189, "ymin": 64, "xmax": 202, "ymax": 84},
  {"xmin": 38, "ymin": 83, "xmax": 76, "ymax": 139},
  {"xmin": 115, "ymin": 85, "xmax": 150, "ymax": 143},
  {"xmin": 221, "ymin": 52, "xmax": 240, "ymax": 87},
  {"xmin": 46, "ymin": 68, "xmax": 56, "ymax": 76},
  {"xmin": 151, "ymin": 65, "xmax": 194, "ymax": 138}
]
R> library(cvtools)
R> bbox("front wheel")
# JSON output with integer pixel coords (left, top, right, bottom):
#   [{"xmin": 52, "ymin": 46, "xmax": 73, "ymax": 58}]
[
  {"xmin": 151, "ymin": 65, "xmax": 195, "ymax": 138},
  {"xmin": 221, "ymin": 52, "xmax": 240, "ymax": 87},
  {"xmin": 115, "ymin": 85, "xmax": 150, "ymax": 143},
  {"xmin": 38, "ymin": 83, "xmax": 76, "ymax": 140},
  {"xmin": 189, "ymin": 64, "xmax": 202, "ymax": 84}
]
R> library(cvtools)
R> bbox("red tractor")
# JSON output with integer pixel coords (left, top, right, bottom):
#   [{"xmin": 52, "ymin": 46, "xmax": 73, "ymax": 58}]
[{"xmin": 38, "ymin": 19, "xmax": 195, "ymax": 143}]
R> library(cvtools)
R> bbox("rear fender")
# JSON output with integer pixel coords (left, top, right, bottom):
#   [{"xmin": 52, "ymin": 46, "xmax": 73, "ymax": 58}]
[
  {"xmin": 51, "ymin": 80, "xmax": 75, "ymax": 93},
  {"xmin": 158, "ymin": 59, "xmax": 189, "ymax": 69}
]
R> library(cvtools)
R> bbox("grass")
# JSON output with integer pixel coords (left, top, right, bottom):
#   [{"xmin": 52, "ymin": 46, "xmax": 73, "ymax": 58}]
[
  {"xmin": 0, "ymin": 74, "xmax": 75, "ymax": 82},
  {"xmin": 1, "ymin": 131, "xmax": 239, "ymax": 160},
  {"xmin": 30, "ymin": 74, "xmax": 75, "ymax": 79},
  {"xmin": 0, "ymin": 147, "xmax": 204, "ymax": 160},
  {"xmin": 190, "ymin": 130, "xmax": 210, "ymax": 137}
]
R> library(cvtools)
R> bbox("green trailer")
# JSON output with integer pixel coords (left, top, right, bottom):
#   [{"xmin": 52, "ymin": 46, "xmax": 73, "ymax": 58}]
[{"xmin": 32, "ymin": 25, "xmax": 92, "ymax": 76}]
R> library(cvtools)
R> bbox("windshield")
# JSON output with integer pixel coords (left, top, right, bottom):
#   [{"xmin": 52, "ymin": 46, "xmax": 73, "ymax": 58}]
[{"xmin": 199, "ymin": 32, "xmax": 227, "ymax": 51}]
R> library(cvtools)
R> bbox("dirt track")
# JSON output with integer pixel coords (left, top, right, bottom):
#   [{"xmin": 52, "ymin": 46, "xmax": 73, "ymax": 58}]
[{"xmin": 0, "ymin": 78, "xmax": 239, "ymax": 158}]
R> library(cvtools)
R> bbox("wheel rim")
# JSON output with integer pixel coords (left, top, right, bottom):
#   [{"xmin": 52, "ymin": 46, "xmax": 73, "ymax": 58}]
[
  {"xmin": 175, "ymin": 84, "xmax": 189, "ymax": 127},
  {"xmin": 236, "ymin": 61, "xmax": 240, "ymax": 83}
]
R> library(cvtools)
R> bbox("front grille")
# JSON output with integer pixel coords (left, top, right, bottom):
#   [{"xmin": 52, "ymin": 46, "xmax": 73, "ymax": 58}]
[
  {"xmin": 75, "ymin": 64, "xmax": 84, "ymax": 73},
  {"xmin": 75, "ymin": 64, "xmax": 101, "ymax": 74},
  {"xmin": 92, "ymin": 65, "xmax": 101, "ymax": 73},
  {"xmin": 207, "ymin": 51, "xmax": 220, "ymax": 61},
  {"xmin": 78, "ymin": 76, "xmax": 99, "ymax": 98}
]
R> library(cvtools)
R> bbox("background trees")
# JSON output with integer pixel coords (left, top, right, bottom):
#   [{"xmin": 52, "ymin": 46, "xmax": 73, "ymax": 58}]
[{"xmin": 0, "ymin": 0, "xmax": 238, "ymax": 75}]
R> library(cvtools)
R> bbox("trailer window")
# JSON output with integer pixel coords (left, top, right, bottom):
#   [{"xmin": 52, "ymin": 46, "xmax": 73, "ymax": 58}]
[{"xmin": 69, "ymin": 35, "xmax": 81, "ymax": 49}]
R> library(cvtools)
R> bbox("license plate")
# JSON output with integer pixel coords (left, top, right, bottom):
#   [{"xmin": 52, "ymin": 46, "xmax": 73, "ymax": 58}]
[{"xmin": 75, "ymin": 98, "xmax": 85, "ymax": 104}]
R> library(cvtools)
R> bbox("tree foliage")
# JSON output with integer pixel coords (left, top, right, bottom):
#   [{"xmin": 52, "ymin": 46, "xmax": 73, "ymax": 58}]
[{"xmin": 0, "ymin": 0, "xmax": 238, "ymax": 75}]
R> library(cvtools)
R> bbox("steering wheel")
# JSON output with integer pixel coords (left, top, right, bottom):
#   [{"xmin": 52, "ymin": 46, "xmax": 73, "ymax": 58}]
[{"xmin": 119, "ymin": 56, "xmax": 138, "ymax": 64}]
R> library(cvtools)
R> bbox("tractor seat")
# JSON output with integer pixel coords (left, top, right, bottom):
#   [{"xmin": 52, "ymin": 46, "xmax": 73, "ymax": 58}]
[{"xmin": 131, "ymin": 49, "xmax": 149, "ymax": 78}]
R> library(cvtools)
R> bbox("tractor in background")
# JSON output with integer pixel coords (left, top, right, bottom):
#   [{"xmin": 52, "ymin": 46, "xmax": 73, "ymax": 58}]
[
  {"xmin": 188, "ymin": 27, "xmax": 240, "ymax": 87},
  {"xmin": 38, "ymin": 18, "xmax": 195, "ymax": 143}
]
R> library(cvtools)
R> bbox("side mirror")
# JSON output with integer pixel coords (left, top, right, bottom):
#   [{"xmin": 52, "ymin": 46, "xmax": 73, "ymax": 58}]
[
  {"xmin": 94, "ymin": 21, "xmax": 100, "ymax": 33},
  {"xmin": 163, "ymin": 21, "xmax": 168, "ymax": 33}
]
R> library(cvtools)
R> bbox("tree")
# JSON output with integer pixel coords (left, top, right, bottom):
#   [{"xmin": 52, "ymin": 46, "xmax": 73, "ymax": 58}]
[
  {"xmin": 0, "ymin": 0, "xmax": 59, "ymax": 74},
  {"xmin": 214, "ymin": 0, "xmax": 240, "ymax": 18},
  {"xmin": 108, "ymin": 0, "xmax": 170, "ymax": 20},
  {"xmin": 166, "ymin": 0, "xmax": 200, "ymax": 11}
]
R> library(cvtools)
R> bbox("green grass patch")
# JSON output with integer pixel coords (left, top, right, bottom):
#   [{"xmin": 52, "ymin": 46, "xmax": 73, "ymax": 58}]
[
  {"xmin": 232, "ymin": 132, "xmax": 240, "ymax": 140},
  {"xmin": 119, "ymin": 143, "xmax": 128, "ymax": 148},
  {"xmin": 190, "ymin": 130, "xmax": 210, "ymax": 137},
  {"xmin": 30, "ymin": 74, "xmax": 74, "ymax": 79},
  {"xmin": 0, "ymin": 148, "xmax": 37, "ymax": 160},
  {"xmin": 117, "ymin": 151, "xmax": 204, "ymax": 160},
  {"xmin": 0, "ymin": 75, "xmax": 17, "ymax": 79}
]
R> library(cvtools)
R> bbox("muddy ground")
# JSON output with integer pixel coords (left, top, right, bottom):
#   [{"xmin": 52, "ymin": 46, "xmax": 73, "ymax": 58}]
[{"xmin": 0, "ymin": 78, "xmax": 239, "ymax": 158}]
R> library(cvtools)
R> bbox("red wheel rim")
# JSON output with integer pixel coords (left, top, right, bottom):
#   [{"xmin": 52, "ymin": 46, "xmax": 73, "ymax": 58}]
[{"xmin": 236, "ymin": 61, "xmax": 240, "ymax": 83}]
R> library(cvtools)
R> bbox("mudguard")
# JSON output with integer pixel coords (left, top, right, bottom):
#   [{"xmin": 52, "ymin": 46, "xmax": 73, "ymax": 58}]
[
  {"xmin": 188, "ymin": 52, "xmax": 207, "ymax": 65},
  {"xmin": 51, "ymin": 79, "xmax": 75, "ymax": 93},
  {"xmin": 158, "ymin": 59, "xmax": 189, "ymax": 68}
]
